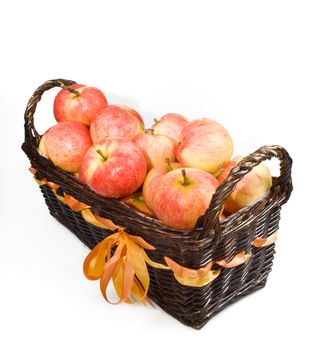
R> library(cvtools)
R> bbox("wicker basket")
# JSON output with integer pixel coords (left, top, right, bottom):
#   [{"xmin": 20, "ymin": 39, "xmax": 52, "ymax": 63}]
[{"xmin": 22, "ymin": 79, "xmax": 293, "ymax": 329}]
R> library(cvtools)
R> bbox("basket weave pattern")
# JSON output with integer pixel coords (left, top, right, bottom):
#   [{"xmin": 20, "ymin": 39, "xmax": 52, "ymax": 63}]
[{"xmin": 22, "ymin": 79, "xmax": 293, "ymax": 329}]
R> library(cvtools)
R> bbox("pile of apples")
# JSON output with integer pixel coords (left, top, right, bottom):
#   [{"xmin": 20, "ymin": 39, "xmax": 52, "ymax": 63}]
[{"xmin": 39, "ymin": 84, "xmax": 272, "ymax": 230}]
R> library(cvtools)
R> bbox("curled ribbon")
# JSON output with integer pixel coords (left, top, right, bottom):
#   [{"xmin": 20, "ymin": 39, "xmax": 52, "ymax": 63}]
[
  {"xmin": 83, "ymin": 229, "xmax": 170, "ymax": 304},
  {"xmin": 29, "ymin": 167, "xmax": 277, "ymax": 303}
]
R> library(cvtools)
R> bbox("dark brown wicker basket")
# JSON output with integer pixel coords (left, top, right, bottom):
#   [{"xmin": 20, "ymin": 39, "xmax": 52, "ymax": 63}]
[{"xmin": 22, "ymin": 79, "xmax": 293, "ymax": 329}]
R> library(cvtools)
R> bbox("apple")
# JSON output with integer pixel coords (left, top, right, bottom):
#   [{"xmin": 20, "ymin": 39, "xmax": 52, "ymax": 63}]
[
  {"xmin": 79, "ymin": 139, "xmax": 147, "ymax": 198},
  {"xmin": 176, "ymin": 118, "xmax": 233, "ymax": 175},
  {"xmin": 116, "ymin": 104, "xmax": 144, "ymax": 128},
  {"xmin": 217, "ymin": 156, "xmax": 272, "ymax": 214},
  {"xmin": 151, "ymin": 113, "xmax": 188, "ymax": 145},
  {"xmin": 152, "ymin": 168, "xmax": 219, "ymax": 230},
  {"xmin": 54, "ymin": 84, "xmax": 108, "ymax": 126},
  {"xmin": 90, "ymin": 105, "xmax": 144, "ymax": 143},
  {"xmin": 121, "ymin": 192, "xmax": 154, "ymax": 217},
  {"xmin": 132, "ymin": 130, "xmax": 175, "ymax": 170},
  {"xmin": 142, "ymin": 159, "xmax": 181, "ymax": 212},
  {"xmin": 39, "ymin": 121, "xmax": 92, "ymax": 173}
]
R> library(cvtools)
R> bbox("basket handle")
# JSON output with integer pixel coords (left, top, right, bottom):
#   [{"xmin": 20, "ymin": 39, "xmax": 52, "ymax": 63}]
[
  {"xmin": 198, "ymin": 145, "xmax": 293, "ymax": 242},
  {"xmin": 24, "ymin": 79, "xmax": 77, "ymax": 145}
]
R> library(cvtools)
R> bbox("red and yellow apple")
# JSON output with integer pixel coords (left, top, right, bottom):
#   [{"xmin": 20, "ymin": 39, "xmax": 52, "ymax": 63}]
[
  {"xmin": 121, "ymin": 192, "xmax": 154, "ymax": 217},
  {"xmin": 39, "ymin": 121, "xmax": 92, "ymax": 173},
  {"xmin": 79, "ymin": 139, "xmax": 147, "ymax": 198},
  {"xmin": 53, "ymin": 84, "xmax": 108, "ymax": 126},
  {"xmin": 116, "ymin": 105, "xmax": 144, "ymax": 128},
  {"xmin": 151, "ymin": 113, "xmax": 188, "ymax": 145},
  {"xmin": 90, "ymin": 105, "xmax": 144, "ymax": 143},
  {"xmin": 217, "ymin": 156, "xmax": 272, "ymax": 214},
  {"xmin": 176, "ymin": 118, "xmax": 233, "ymax": 175},
  {"xmin": 142, "ymin": 160, "xmax": 181, "ymax": 212},
  {"xmin": 132, "ymin": 130, "xmax": 175, "ymax": 170},
  {"xmin": 152, "ymin": 168, "xmax": 219, "ymax": 230}
]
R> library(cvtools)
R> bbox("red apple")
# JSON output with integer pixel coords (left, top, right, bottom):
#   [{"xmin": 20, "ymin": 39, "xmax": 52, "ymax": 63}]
[
  {"xmin": 151, "ymin": 113, "xmax": 188, "ymax": 145},
  {"xmin": 53, "ymin": 84, "xmax": 108, "ymax": 126},
  {"xmin": 217, "ymin": 156, "xmax": 272, "ymax": 214},
  {"xmin": 176, "ymin": 118, "xmax": 233, "ymax": 175},
  {"xmin": 121, "ymin": 192, "xmax": 154, "ymax": 217},
  {"xmin": 90, "ymin": 105, "xmax": 144, "ymax": 143},
  {"xmin": 152, "ymin": 168, "xmax": 219, "ymax": 230},
  {"xmin": 116, "ymin": 105, "xmax": 144, "ymax": 128},
  {"xmin": 79, "ymin": 139, "xmax": 147, "ymax": 198},
  {"xmin": 132, "ymin": 130, "xmax": 175, "ymax": 170},
  {"xmin": 39, "ymin": 121, "xmax": 92, "ymax": 173},
  {"xmin": 142, "ymin": 160, "xmax": 182, "ymax": 212}
]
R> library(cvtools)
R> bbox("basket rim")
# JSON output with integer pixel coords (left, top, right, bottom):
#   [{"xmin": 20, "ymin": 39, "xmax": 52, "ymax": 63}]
[
  {"xmin": 22, "ymin": 139, "xmax": 289, "ymax": 246},
  {"xmin": 22, "ymin": 78, "xmax": 293, "ymax": 246}
]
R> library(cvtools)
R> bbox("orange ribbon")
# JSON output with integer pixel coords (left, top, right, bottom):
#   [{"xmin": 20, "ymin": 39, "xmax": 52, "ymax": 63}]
[
  {"xmin": 252, "ymin": 231, "xmax": 277, "ymax": 248},
  {"xmin": 83, "ymin": 229, "xmax": 170, "ymax": 304},
  {"xmin": 29, "ymin": 167, "xmax": 277, "ymax": 303},
  {"xmin": 164, "ymin": 251, "xmax": 250, "ymax": 287}
]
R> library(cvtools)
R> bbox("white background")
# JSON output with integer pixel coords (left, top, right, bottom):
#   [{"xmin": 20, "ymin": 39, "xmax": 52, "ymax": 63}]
[{"xmin": 0, "ymin": 0, "xmax": 311, "ymax": 349}]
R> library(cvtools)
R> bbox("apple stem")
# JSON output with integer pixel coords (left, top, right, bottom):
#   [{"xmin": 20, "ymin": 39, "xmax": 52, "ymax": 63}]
[
  {"xmin": 181, "ymin": 169, "xmax": 190, "ymax": 186},
  {"xmin": 165, "ymin": 158, "xmax": 173, "ymax": 171},
  {"xmin": 96, "ymin": 149, "xmax": 108, "ymax": 161},
  {"xmin": 153, "ymin": 118, "xmax": 159, "ymax": 124},
  {"xmin": 146, "ymin": 128, "xmax": 154, "ymax": 135},
  {"xmin": 61, "ymin": 84, "xmax": 80, "ymax": 97}
]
